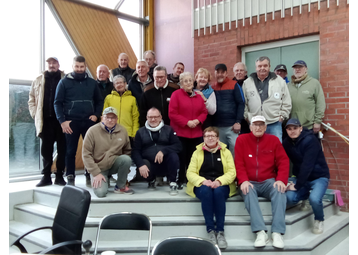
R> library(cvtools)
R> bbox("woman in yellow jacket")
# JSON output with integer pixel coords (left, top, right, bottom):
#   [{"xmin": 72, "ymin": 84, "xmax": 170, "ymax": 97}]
[
  {"xmin": 186, "ymin": 126, "xmax": 237, "ymax": 249},
  {"xmin": 103, "ymin": 75, "xmax": 139, "ymax": 143}
]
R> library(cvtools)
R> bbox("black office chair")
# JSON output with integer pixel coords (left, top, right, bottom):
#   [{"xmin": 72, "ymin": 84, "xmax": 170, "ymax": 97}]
[
  {"xmin": 93, "ymin": 212, "xmax": 152, "ymax": 255},
  {"xmin": 151, "ymin": 236, "xmax": 222, "ymax": 255},
  {"xmin": 11, "ymin": 185, "xmax": 92, "ymax": 254}
]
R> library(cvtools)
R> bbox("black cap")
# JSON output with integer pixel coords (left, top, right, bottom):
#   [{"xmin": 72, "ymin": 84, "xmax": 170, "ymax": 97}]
[
  {"xmin": 292, "ymin": 60, "xmax": 307, "ymax": 68},
  {"xmin": 215, "ymin": 63, "xmax": 227, "ymax": 71},
  {"xmin": 285, "ymin": 118, "xmax": 302, "ymax": 128},
  {"xmin": 274, "ymin": 64, "xmax": 287, "ymax": 72}
]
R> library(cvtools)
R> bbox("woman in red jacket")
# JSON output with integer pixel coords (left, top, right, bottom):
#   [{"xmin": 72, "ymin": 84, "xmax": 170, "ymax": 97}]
[{"xmin": 169, "ymin": 72, "xmax": 208, "ymax": 188}]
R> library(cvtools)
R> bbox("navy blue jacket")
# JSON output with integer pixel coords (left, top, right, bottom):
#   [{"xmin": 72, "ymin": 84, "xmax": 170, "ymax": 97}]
[
  {"xmin": 132, "ymin": 125, "xmax": 182, "ymax": 168},
  {"xmin": 54, "ymin": 73, "xmax": 103, "ymax": 123},
  {"xmin": 283, "ymin": 128, "xmax": 330, "ymax": 190},
  {"xmin": 212, "ymin": 78, "xmax": 245, "ymax": 127}
]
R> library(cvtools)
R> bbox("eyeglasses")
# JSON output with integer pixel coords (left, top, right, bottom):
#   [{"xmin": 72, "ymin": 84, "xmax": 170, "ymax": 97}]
[
  {"xmin": 147, "ymin": 115, "xmax": 161, "ymax": 119},
  {"xmin": 104, "ymin": 116, "xmax": 117, "ymax": 120},
  {"xmin": 203, "ymin": 135, "xmax": 218, "ymax": 138},
  {"xmin": 252, "ymin": 123, "xmax": 265, "ymax": 127}
]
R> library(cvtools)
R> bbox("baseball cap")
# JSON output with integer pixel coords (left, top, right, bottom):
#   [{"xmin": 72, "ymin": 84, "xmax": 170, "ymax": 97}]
[
  {"xmin": 215, "ymin": 63, "xmax": 227, "ymax": 71},
  {"xmin": 103, "ymin": 107, "xmax": 118, "ymax": 116},
  {"xmin": 285, "ymin": 118, "xmax": 301, "ymax": 128},
  {"xmin": 274, "ymin": 64, "xmax": 287, "ymax": 72},
  {"xmin": 46, "ymin": 57, "xmax": 59, "ymax": 63},
  {"xmin": 292, "ymin": 60, "xmax": 307, "ymax": 68},
  {"xmin": 251, "ymin": 115, "xmax": 266, "ymax": 124}
]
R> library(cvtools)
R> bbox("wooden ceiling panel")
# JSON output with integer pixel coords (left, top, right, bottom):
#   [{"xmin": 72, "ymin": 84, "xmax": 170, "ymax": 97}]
[{"xmin": 51, "ymin": 0, "xmax": 138, "ymax": 76}]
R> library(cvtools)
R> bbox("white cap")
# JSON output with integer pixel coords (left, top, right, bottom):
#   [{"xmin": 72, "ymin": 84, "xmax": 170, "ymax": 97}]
[
  {"xmin": 251, "ymin": 115, "xmax": 266, "ymax": 124},
  {"xmin": 103, "ymin": 107, "xmax": 118, "ymax": 116}
]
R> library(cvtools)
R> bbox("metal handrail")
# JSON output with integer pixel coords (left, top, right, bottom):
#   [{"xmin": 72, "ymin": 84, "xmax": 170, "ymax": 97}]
[{"xmin": 322, "ymin": 122, "xmax": 349, "ymax": 144}]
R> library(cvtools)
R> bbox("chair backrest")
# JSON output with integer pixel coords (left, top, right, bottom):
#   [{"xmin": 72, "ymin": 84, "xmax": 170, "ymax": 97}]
[
  {"xmin": 151, "ymin": 236, "xmax": 222, "ymax": 255},
  {"xmin": 51, "ymin": 185, "xmax": 91, "ymax": 254},
  {"xmin": 94, "ymin": 212, "xmax": 152, "ymax": 255}
]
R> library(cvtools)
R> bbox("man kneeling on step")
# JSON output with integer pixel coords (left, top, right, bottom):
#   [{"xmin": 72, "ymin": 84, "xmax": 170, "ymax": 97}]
[
  {"xmin": 235, "ymin": 115, "xmax": 289, "ymax": 248},
  {"xmin": 132, "ymin": 107, "xmax": 182, "ymax": 195},
  {"xmin": 82, "ymin": 107, "xmax": 134, "ymax": 197}
]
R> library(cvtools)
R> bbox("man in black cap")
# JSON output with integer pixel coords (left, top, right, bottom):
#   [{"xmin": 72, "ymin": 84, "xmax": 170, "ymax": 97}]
[
  {"xmin": 211, "ymin": 63, "xmax": 245, "ymax": 156},
  {"xmin": 287, "ymin": 60, "xmax": 326, "ymax": 135},
  {"xmin": 274, "ymin": 64, "xmax": 289, "ymax": 83},
  {"xmin": 28, "ymin": 57, "xmax": 67, "ymax": 187}
]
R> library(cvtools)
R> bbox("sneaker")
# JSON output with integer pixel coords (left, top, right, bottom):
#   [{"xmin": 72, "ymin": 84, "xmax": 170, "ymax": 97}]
[
  {"xmin": 85, "ymin": 174, "xmax": 91, "ymax": 187},
  {"xmin": 300, "ymin": 200, "xmax": 311, "ymax": 211},
  {"xmin": 177, "ymin": 182, "xmax": 184, "ymax": 190},
  {"xmin": 67, "ymin": 175, "xmax": 75, "ymax": 186},
  {"xmin": 208, "ymin": 230, "xmax": 217, "ymax": 245},
  {"xmin": 169, "ymin": 182, "xmax": 178, "ymax": 196},
  {"xmin": 110, "ymin": 176, "xmax": 117, "ymax": 183},
  {"xmin": 54, "ymin": 174, "xmax": 66, "ymax": 186},
  {"xmin": 156, "ymin": 177, "xmax": 165, "ymax": 186},
  {"xmin": 114, "ymin": 185, "xmax": 134, "ymax": 195},
  {"xmin": 272, "ymin": 232, "xmax": 284, "ymax": 249},
  {"xmin": 254, "ymin": 230, "xmax": 268, "ymax": 248},
  {"xmin": 217, "ymin": 231, "xmax": 228, "ymax": 249},
  {"xmin": 36, "ymin": 175, "xmax": 52, "ymax": 187},
  {"xmin": 148, "ymin": 180, "xmax": 156, "ymax": 190},
  {"xmin": 312, "ymin": 220, "xmax": 324, "ymax": 234}
]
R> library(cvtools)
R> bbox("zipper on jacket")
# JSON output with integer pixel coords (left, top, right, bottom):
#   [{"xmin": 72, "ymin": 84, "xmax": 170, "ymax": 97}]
[{"xmin": 256, "ymin": 138, "xmax": 259, "ymax": 181}]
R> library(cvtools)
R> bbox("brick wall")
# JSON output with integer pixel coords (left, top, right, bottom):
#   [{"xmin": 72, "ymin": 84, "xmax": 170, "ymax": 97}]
[{"xmin": 194, "ymin": 0, "xmax": 349, "ymax": 211}]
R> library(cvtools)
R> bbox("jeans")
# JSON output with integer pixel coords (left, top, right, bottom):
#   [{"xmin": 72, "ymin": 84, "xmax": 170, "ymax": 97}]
[
  {"xmin": 65, "ymin": 119, "xmax": 96, "ymax": 176},
  {"xmin": 194, "ymin": 185, "xmax": 230, "ymax": 232},
  {"xmin": 178, "ymin": 137, "xmax": 202, "ymax": 183},
  {"xmin": 142, "ymin": 152, "xmax": 180, "ymax": 183},
  {"xmin": 265, "ymin": 121, "xmax": 283, "ymax": 143},
  {"xmin": 286, "ymin": 177, "xmax": 329, "ymax": 221},
  {"xmin": 91, "ymin": 155, "xmax": 132, "ymax": 198},
  {"xmin": 240, "ymin": 178, "xmax": 287, "ymax": 234},
  {"xmin": 40, "ymin": 118, "xmax": 66, "ymax": 176},
  {"xmin": 217, "ymin": 126, "xmax": 239, "ymax": 157}
]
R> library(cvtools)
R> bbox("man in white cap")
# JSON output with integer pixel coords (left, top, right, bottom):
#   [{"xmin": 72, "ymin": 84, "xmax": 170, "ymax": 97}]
[
  {"xmin": 82, "ymin": 107, "xmax": 134, "ymax": 197},
  {"xmin": 234, "ymin": 115, "xmax": 289, "ymax": 249},
  {"xmin": 28, "ymin": 57, "xmax": 67, "ymax": 187}
]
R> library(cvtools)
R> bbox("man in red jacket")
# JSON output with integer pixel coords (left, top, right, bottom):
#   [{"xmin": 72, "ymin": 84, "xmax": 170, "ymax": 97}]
[{"xmin": 235, "ymin": 115, "xmax": 289, "ymax": 249}]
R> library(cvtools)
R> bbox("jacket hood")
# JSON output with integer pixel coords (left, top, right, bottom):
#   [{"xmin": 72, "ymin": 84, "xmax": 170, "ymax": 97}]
[
  {"xmin": 111, "ymin": 90, "xmax": 132, "ymax": 97},
  {"xmin": 287, "ymin": 128, "xmax": 313, "ymax": 145},
  {"xmin": 249, "ymin": 71, "xmax": 277, "ymax": 81},
  {"xmin": 65, "ymin": 72, "xmax": 88, "ymax": 80}
]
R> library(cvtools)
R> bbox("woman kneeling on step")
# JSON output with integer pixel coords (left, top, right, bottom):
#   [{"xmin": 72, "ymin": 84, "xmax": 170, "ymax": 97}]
[{"xmin": 186, "ymin": 126, "xmax": 237, "ymax": 249}]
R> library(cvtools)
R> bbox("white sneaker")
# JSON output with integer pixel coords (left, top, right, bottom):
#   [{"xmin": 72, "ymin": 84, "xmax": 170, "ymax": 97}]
[
  {"xmin": 217, "ymin": 231, "xmax": 228, "ymax": 249},
  {"xmin": 254, "ymin": 230, "xmax": 268, "ymax": 247},
  {"xmin": 272, "ymin": 232, "xmax": 284, "ymax": 249},
  {"xmin": 300, "ymin": 200, "xmax": 311, "ymax": 211},
  {"xmin": 312, "ymin": 220, "xmax": 324, "ymax": 234},
  {"xmin": 208, "ymin": 230, "xmax": 217, "ymax": 245},
  {"xmin": 169, "ymin": 182, "xmax": 178, "ymax": 196}
]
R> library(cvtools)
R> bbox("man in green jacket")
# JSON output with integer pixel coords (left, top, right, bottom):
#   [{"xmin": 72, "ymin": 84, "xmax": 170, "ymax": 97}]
[{"xmin": 288, "ymin": 60, "xmax": 326, "ymax": 134}]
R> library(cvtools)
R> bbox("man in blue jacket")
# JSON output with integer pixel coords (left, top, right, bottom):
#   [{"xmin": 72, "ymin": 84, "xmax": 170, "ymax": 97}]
[
  {"xmin": 54, "ymin": 56, "xmax": 103, "ymax": 186},
  {"xmin": 283, "ymin": 119, "xmax": 330, "ymax": 235}
]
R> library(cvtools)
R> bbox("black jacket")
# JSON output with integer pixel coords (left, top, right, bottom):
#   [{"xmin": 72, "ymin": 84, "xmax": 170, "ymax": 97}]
[
  {"xmin": 97, "ymin": 79, "xmax": 114, "ymax": 101},
  {"xmin": 128, "ymin": 73, "xmax": 154, "ymax": 108},
  {"xmin": 283, "ymin": 128, "xmax": 330, "ymax": 190},
  {"xmin": 139, "ymin": 82, "xmax": 180, "ymax": 126},
  {"xmin": 111, "ymin": 66, "xmax": 135, "ymax": 84},
  {"xmin": 132, "ymin": 125, "xmax": 182, "ymax": 168},
  {"xmin": 54, "ymin": 73, "xmax": 103, "ymax": 123}
]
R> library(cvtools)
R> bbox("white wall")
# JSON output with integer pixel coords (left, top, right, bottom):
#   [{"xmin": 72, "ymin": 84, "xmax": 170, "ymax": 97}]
[{"xmin": 154, "ymin": 0, "xmax": 194, "ymax": 74}]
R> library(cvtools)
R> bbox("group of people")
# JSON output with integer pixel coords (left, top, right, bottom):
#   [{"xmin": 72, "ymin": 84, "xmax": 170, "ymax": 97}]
[{"xmin": 28, "ymin": 51, "xmax": 330, "ymax": 249}]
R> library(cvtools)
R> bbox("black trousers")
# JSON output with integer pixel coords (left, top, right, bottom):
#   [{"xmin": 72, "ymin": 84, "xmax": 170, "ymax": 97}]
[
  {"xmin": 178, "ymin": 136, "xmax": 202, "ymax": 184},
  {"xmin": 40, "ymin": 118, "xmax": 66, "ymax": 176}
]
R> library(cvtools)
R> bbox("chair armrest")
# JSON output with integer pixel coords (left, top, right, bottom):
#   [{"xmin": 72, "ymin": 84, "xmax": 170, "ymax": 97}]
[
  {"xmin": 11, "ymin": 226, "xmax": 53, "ymax": 253},
  {"xmin": 39, "ymin": 240, "xmax": 83, "ymax": 254}
]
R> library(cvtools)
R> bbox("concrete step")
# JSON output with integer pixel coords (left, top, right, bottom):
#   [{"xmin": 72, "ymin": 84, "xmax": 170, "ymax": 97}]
[
  {"xmin": 9, "ymin": 212, "xmax": 349, "ymax": 255},
  {"xmin": 12, "ymin": 201, "xmax": 341, "ymax": 242}
]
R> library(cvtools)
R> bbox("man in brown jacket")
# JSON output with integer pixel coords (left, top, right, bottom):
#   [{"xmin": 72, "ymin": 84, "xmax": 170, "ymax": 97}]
[
  {"xmin": 28, "ymin": 57, "xmax": 66, "ymax": 187},
  {"xmin": 82, "ymin": 107, "xmax": 134, "ymax": 197}
]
